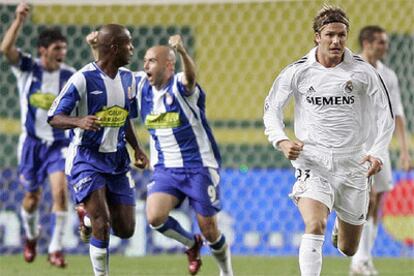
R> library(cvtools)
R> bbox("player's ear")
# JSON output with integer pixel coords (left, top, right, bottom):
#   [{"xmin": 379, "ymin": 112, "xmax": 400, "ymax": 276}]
[
  {"xmin": 314, "ymin": 32, "xmax": 321, "ymax": 44},
  {"xmin": 38, "ymin": 46, "xmax": 47, "ymax": 56}
]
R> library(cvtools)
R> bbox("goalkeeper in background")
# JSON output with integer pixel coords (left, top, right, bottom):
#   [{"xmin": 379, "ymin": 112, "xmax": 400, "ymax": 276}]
[
  {"xmin": 0, "ymin": 2, "xmax": 74, "ymax": 267},
  {"xmin": 350, "ymin": 25, "xmax": 412, "ymax": 276},
  {"xmin": 263, "ymin": 6, "xmax": 394, "ymax": 276}
]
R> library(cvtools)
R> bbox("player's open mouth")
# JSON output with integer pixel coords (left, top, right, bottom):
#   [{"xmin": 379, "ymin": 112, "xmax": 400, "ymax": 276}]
[{"xmin": 56, "ymin": 58, "xmax": 63, "ymax": 63}]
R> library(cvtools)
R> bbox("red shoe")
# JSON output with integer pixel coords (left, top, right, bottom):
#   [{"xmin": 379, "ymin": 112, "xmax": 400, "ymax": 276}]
[
  {"xmin": 185, "ymin": 234, "xmax": 203, "ymax": 275},
  {"xmin": 48, "ymin": 251, "xmax": 67, "ymax": 268},
  {"xmin": 76, "ymin": 205, "xmax": 91, "ymax": 243},
  {"xmin": 23, "ymin": 238, "xmax": 37, "ymax": 263}
]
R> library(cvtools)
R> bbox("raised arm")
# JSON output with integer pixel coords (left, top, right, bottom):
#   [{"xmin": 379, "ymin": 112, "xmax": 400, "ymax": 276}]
[
  {"xmin": 168, "ymin": 35, "xmax": 196, "ymax": 94},
  {"xmin": 86, "ymin": 31, "xmax": 99, "ymax": 61},
  {"xmin": 0, "ymin": 2, "xmax": 30, "ymax": 64}
]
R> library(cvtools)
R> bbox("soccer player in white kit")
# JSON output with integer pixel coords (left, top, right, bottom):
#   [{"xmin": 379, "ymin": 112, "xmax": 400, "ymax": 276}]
[
  {"xmin": 350, "ymin": 25, "xmax": 412, "ymax": 276},
  {"xmin": 0, "ymin": 2, "xmax": 74, "ymax": 267},
  {"xmin": 263, "ymin": 6, "xmax": 394, "ymax": 276}
]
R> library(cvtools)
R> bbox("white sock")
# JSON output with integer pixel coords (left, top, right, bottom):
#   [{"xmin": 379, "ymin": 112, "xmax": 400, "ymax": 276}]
[
  {"xmin": 299, "ymin": 234, "xmax": 324, "ymax": 276},
  {"xmin": 369, "ymin": 221, "xmax": 379, "ymax": 259},
  {"xmin": 20, "ymin": 207, "xmax": 40, "ymax": 240},
  {"xmin": 90, "ymin": 238, "xmax": 109, "ymax": 276},
  {"xmin": 48, "ymin": 211, "xmax": 68, "ymax": 253},
  {"xmin": 209, "ymin": 235, "xmax": 233, "ymax": 276},
  {"xmin": 352, "ymin": 217, "xmax": 373, "ymax": 265}
]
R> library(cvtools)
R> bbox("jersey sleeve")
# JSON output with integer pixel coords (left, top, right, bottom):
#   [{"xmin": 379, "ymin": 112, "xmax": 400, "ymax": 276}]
[
  {"xmin": 133, "ymin": 71, "xmax": 147, "ymax": 120},
  {"xmin": 10, "ymin": 50, "xmax": 34, "ymax": 77},
  {"xmin": 263, "ymin": 65, "xmax": 296, "ymax": 149},
  {"xmin": 128, "ymin": 72, "xmax": 138, "ymax": 119},
  {"xmin": 47, "ymin": 72, "xmax": 85, "ymax": 121},
  {"xmin": 387, "ymin": 69, "xmax": 404, "ymax": 117},
  {"xmin": 365, "ymin": 69, "xmax": 395, "ymax": 163},
  {"xmin": 175, "ymin": 72, "xmax": 198, "ymax": 97}
]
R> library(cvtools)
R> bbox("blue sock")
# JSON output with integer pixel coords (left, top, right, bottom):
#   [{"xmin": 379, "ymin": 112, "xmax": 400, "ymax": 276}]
[{"xmin": 151, "ymin": 216, "xmax": 194, "ymax": 247}]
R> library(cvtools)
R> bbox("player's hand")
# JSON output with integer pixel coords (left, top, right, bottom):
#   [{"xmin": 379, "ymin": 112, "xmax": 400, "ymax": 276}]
[
  {"xmin": 86, "ymin": 31, "xmax": 99, "ymax": 48},
  {"xmin": 360, "ymin": 155, "xmax": 382, "ymax": 177},
  {"xmin": 399, "ymin": 152, "xmax": 412, "ymax": 171},
  {"xmin": 77, "ymin": 115, "xmax": 101, "ymax": 131},
  {"xmin": 133, "ymin": 148, "xmax": 149, "ymax": 169},
  {"xmin": 16, "ymin": 2, "xmax": 30, "ymax": 22},
  {"xmin": 278, "ymin": 139, "xmax": 304, "ymax": 160},
  {"xmin": 168, "ymin": 34, "xmax": 185, "ymax": 53}
]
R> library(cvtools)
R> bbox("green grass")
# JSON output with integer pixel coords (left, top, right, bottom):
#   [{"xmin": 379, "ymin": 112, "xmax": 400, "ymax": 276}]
[{"xmin": 0, "ymin": 255, "xmax": 413, "ymax": 275}]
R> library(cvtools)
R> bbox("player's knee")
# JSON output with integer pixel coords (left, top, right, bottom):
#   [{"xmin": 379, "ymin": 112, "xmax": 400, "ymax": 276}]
[
  {"xmin": 113, "ymin": 225, "xmax": 135, "ymax": 239},
  {"xmin": 23, "ymin": 191, "xmax": 41, "ymax": 211},
  {"xmin": 305, "ymin": 218, "xmax": 327, "ymax": 234},
  {"xmin": 199, "ymin": 221, "xmax": 220, "ymax": 242},
  {"xmin": 338, "ymin": 244, "xmax": 357, "ymax": 257},
  {"xmin": 147, "ymin": 214, "xmax": 167, "ymax": 228}
]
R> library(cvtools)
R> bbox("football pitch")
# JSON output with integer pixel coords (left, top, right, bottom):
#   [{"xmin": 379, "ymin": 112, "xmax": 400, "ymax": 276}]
[{"xmin": 0, "ymin": 255, "xmax": 413, "ymax": 275}]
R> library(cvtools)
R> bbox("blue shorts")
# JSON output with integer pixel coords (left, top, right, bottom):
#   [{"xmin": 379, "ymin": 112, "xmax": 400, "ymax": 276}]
[
  {"xmin": 148, "ymin": 167, "xmax": 222, "ymax": 217},
  {"xmin": 67, "ymin": 146, "xmax": 135, "ymax": 205},
  {"xmin": 18, "ymin": 135, "xmax": 68, "ymax": 192}
]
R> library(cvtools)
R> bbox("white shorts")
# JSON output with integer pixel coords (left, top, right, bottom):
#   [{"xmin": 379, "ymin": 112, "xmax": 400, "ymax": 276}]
[
  {"xmin": 289, "ymin": 145, "xmax": 371, "ymax": 225},
  {"xmin": 372, "ymin": 152, "xmax": 392, "ymax": 193}
]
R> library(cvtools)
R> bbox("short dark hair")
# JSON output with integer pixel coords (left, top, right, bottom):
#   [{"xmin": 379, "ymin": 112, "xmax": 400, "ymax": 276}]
[
  {"xmin": 358, "ymin": 25, "xmax": 386, "ymax": 48},
  {"xmin": 37, "ymin": 28, "xmax": 67, "ymax": 48},
  {"xmin": 313, "ymin": 5, "xmax": 349, "ymax": 33}
]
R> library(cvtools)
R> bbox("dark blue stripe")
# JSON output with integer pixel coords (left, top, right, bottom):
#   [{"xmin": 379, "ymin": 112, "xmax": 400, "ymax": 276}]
[
  {"xmin": 209, "ymin": 234, "xmax": 226, "ymax": 250},
  {"xmin": 90, "ymin": 237, "xmax": 109, "ymax": 249},
  {"xmin": 25, "ymin": 63, "xmax": 43, "ymax": 136},
  {"xmin": 52, "ymin": 68, "xmax": 74, "ymax": 141},
  {"xmin": 169, "ymin": 88, "xmax": 203, "ymax": 167},
  {"xmin": 197, "ymin": 85, "xmax": 221, "ymax": 166},
  {"xmin": 82, "ymin": 69, "xmax": 107, "ymax": 146}
]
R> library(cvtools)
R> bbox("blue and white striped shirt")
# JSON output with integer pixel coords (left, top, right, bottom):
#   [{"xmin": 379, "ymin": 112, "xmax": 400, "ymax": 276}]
[
  {"xmin": 48, "ymin": 62, "xmax": 136, "ymax": 153},
  {"xmin": 135, "ymin": 72, "xmax": 221, "ymax": 169},
  {"xmin": 12, "ymin": 50, "xmax": 75, "ymax": 142}
]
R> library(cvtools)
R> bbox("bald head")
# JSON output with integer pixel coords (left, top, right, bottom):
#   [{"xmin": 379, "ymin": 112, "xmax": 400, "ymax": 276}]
[
  {"xmin": 96, "ymin": 24, "xmax": 131, "ymax": 53},
  {"xmin": 147, "ymin": 45, "xmax": 176, "ymax": 64}
]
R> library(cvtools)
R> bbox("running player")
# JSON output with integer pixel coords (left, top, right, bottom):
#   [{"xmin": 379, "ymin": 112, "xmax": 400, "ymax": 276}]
[
  {"xmin": 263, "ymin": 6, "xmax": 394, "ymax": 276},
  {"xmin": 1, "ymin": 2, "xmax": 74, "ymax": 267}
]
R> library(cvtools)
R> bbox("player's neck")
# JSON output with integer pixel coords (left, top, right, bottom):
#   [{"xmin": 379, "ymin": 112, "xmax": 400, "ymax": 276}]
[
  {"xmin": 96, "ymin": 60, "xmax": 119, "ymax": 79},
  {"xmin": 360, "ymin": 52, "xmax": 378, "ymax": 68}
]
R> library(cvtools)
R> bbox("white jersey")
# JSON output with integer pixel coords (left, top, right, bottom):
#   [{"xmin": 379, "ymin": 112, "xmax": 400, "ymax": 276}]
[
  {"xmin": 365, "ymin": 60, "xmax": 404, "ymax": 150},
  {"xmin": 263, "ymin": 47, "xmax": 394, "ymax": 163}
]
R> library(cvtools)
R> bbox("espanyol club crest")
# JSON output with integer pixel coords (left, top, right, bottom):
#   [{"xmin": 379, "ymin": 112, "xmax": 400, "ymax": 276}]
[
  {"xmin": 344, "ymin": 80, "xmax": 353, "ymax": 93},
  {"xmin": 165, "ymin": 93, "xmax": 173, "ymax": 105}
]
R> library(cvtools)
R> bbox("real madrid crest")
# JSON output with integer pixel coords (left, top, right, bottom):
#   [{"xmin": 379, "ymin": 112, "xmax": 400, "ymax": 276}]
[
  {"xmin": 165, "ymin": 93, "xmax": 173, "ymax": 105},
  {"xmin": 344, "ymin": 80, "xmax": 353, "ymax": 93}
]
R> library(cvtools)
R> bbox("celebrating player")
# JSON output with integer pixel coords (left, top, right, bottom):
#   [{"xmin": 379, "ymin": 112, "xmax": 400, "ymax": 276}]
[
  {"xmin": 0, "ymin": 2, "xmax": 74, "ymax": 267},
  {"xmin": 263, "ymin": 6, "xmax": 394, "ymax": 276},
  {"xmin": 48, "ymin": 24, "xmax": 148, "ymax": 276}
]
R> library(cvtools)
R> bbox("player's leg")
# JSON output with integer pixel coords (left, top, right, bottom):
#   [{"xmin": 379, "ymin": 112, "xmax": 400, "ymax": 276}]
[
  {"xmin": 350, "ymin": 187, "xmax": 377, "ymax": 275},
  {"xmin": 189, "ymin": 167, "xmax": 233, "ymax": 276},
  {"xmin": 83, "ymin": 187, "xmax": 111, "ymax": 276},
  {"xmin": 47, "ymin": 171, "xmax": 69, "ymax": 267},
  {"xmin": 297, "ymin": 197, "xmax": 329, "ymax": 276},
  {"xmin": 18, "ymin": 135, "xmax": 43, "ymax": 263},
  {"xmin": 146, "ymin": 168, "xmax": 196, "ymax": 247},
  {"xmin": 196, "ymin": 214, "xmax": 233, "ymax": 276},
  {"xmin": 146, "ymin": 192, "xmax": 195, "ymax": 246},
  {"xmin": 21, "ymin": 188, "xmax": 42, "ymax": 262},
  {"xmin": 107, "ymin": 172, "xmax": 136, "ymax": 239}
]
